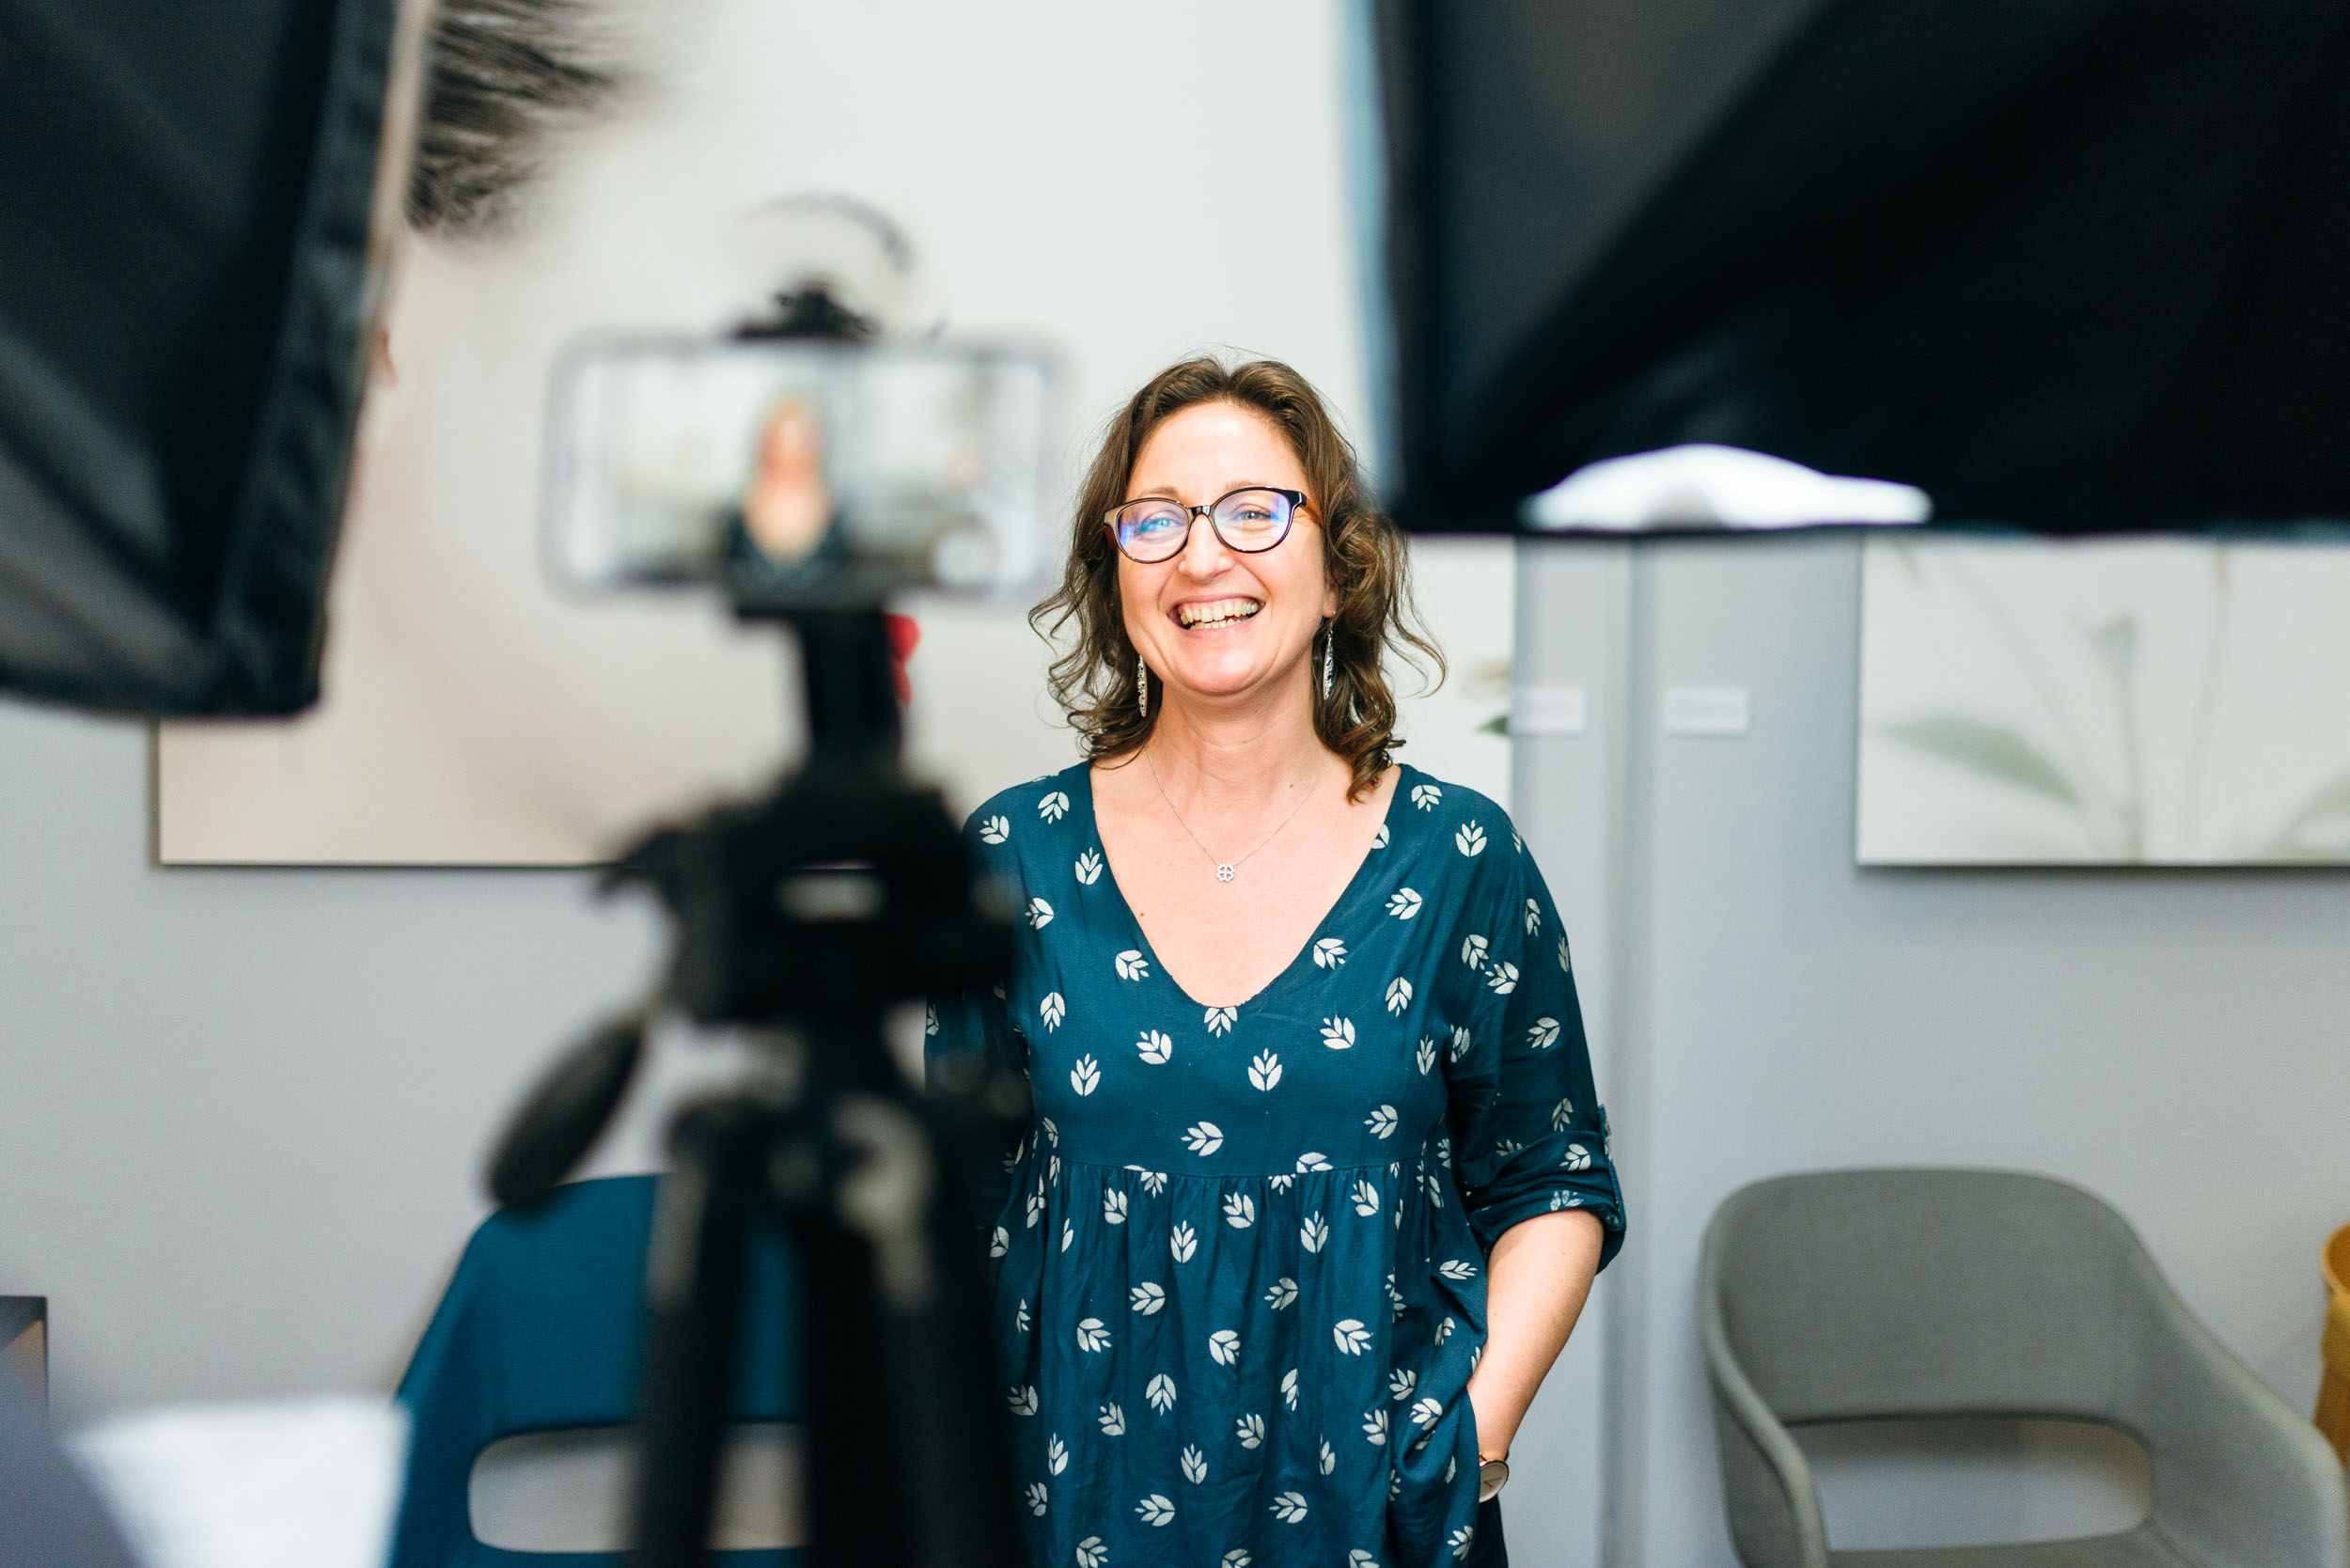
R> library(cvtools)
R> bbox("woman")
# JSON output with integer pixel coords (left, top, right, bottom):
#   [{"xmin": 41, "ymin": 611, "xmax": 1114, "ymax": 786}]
[{"xmin": 931, "ymin": 358, "xmax": 1624, "ymax": 1568}]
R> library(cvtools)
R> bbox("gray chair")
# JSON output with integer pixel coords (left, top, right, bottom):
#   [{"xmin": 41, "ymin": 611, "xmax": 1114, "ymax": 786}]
[{"xmin": 1700, "ymin": 1168, "xmax": 2349, "ymax": 1568}]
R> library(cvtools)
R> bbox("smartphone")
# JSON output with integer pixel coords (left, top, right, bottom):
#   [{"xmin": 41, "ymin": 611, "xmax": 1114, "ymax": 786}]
[{"xmin": 544, "ymin": 336, "xmax": 1060, "ymax": 603}]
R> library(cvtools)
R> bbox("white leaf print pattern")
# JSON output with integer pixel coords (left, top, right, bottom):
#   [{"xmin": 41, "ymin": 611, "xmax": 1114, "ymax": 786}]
[
  {"xmin": 1016, "ymin": 1300, "xmax": 1031, "ymax": 1332},
  {"xmin": 1267, "ymin": 1174, "xmax": 1294, "ymax": 1193},
  {"xmin": 1270, "ymin": 1492, "xmax": 1310, "ymax": 1523},
  {"xmin": 1039, "ymin": 992, "xmax": 1066, "ymax": 1031},
  {"xmin": 1008, "ymin": 1386, "xmax": 1038, "ymax": 1416},
  {"xmin": 1042, "ymin": 1119, "xmax": 1059, "ymax": 1147},
  {"xmin": 1333, "ymin": 1319, "xmax": 1372, "ymax": 1355},
  {"xmin": 1170, "ymin": 1223, "xmax": 1198, "ymax": 1262},
  {"xmin": 1182, "ymin": 1446, "xmax": 1207, "ymax": 1483},
  {"xmin": 1098, "ymin": 1403, "xmax": 1126, "ymax": 1435},
  {"xmin": 1301, "ymin": 1214, "xmax": 1330, "ymax": 1252},
  {"xmin": 1411, "ymin": 782, "xmax": 1443, "ymax": 810},
  {"xmin": 1026, "ymin": 897, "xmax": 1054, "ymax": 930},
  {"xmin": 1456, "ymin": 821, "xmax": 1487, "ymax": 856},
  {"xmin": 1137, "ymin": 1495, "xmax": 1176, "ymax": 1527},
  {"xmin": 1296, "ymin": 1152, "xmax": 1334, "ymax": 1174},
  {"xmin": 1449, "ymin": 1027, "xmax": 1473, "ymax": 1064},
  {"xmin": 1225, "ymin": 1553, "xmax": 1252, "ymax": 1568},
  {"xmin": 1136, "ymin": 1029, "xmax": 1173, "ymax": 1064},
  {"xmin": 924, "ymin": 1004, "xmax": 937, "ymax": 1036},
  {"xmin": 1527, "ymin": 1016, "xmax": 1561, "ymax": 1050},
  {"xmin": 1076, "ymin": 1317, "xmax": 1111, "ymax": 1352},
  {"xmin": 1208, "ymin": 1329, "xmax": 1241, "ymax": 1366},
  {"xmin": 1487, "ymin": 960, "xmax": 1520, "ymax": 995},
  {"xmin": 1115, "ymin": 949, "xmax": 1151, "ymax": 981},
  {"xmin": 1074, "ymin": 848, "xmax": 1103, "ymax": 885},
  {"xmin": 1366, "ymin": 1105, "xmax": 1399, "ymax": 1138},
  {"xmin": 1104, "ymin": 1189, "xmax": 1128, "ymax": 1225},
  {"xmin": 1204, "ymin": 1005, "xmax": 1237, "ymax": 1035},
  {"xmin": 1461, "ymin": 933, "xmax": 1488, "ymax": 969},
  {"xmin": 1386, "ymin": 977, "xmax": 1412, "ymax": 1014},
  {"xmin": 1312, "ymin": 936, "xmax": 1347, "ymax": 968},
  {"xmin": 1264, "ymin": 1277, "xmax": 1298, "ymax": 1309},
  {"xmin": 1069, "ymin": 1056, "xmax": 1100, "ymax": 1096},
  {"xmin": 1551, "ymin": 1095, "xmax": 1577, "ymax": 1131},
  {"xmin": 1416, "ymin": 1037, "xmax": 1437, "ymax": 1074},
  {"xmin": 1525, "ymin": 897, "xmax": 1542, "ymax": 934},
  {"xmin": 1235, "ymin": 1413, "xmax": 1266, "ymax": 1449},
  {"xmin": 1351, "ymin": 1551, "xmax": 1380, "ymax": 1568},
  {"xmin": 1061, "ymin": 1219, "xmax": 1073, "ymax": 1253},
  {"xmin": 1437, "ymin": 1259, "xmax": 1480, "ymax": 1280},
  {"xmin": 1559, "ymin": 933, "xmax": 1574, "ymax": 973},
  {"xmin": 1222, "ymin": 1193, "xmax": 1256, "ymax": 1229},
  {"xmin": 1038, "ymin": 791, "xmax": 1070, "ymax": 823},
  {"xmin": 1281, "ymin": 1368, "xmax": 1300, "ymax": 1410},
  {"xmin": 1411, "ymin": 1396, "xmax": 1444, "ymax": 1428},
  {"xmin": 1131, "ymin": 1282, "xmax": 1166, "ymax": 1314},
  {"xmin": 1321, "ymin": 1439, "xmax": 1337, "ymax": 1475},
  {"xmin": 1562, "ymin": 1143, "xmax": 1593, "ymax": 1171},
  {"xmin": 1025, "ymin": 1482, "xmax": 1047, "ymax": 1515},
  {"xmin": 1126, "ymin": 1165, "xmax": 1168, "ymax": 1197},
  {"xmin": 1320, "ymin": 1016, "xmax": 1355, "ymax": 1050},
  {"xmin": 1026, "ymin": 1190, "xmax": 1044, "ymax": 1229},
  {"xmin": 1372, "ymin": 821, "xmax": 1390, "ymax": 848},
  {"xmin": 1551, "ymin": 1190, "xmax": 1586, "ymax": 1212},
  {"xmin": 1047, "ymin": 1435, "xmax": 1069, "ymax": 1474},
  {"xmin": 1147, "ymin": 1374, "xmax": 1177, "ymax": 1413},
  {"xmin": 1076, "ymin": 1537, "xmax": 1107, "ymax": 1568},
  {"xmin": 990, "ymin": 1226, "xmax": 1009, "ymax": 1258},
  {"xmin": 1363, "ymin": 1408, "xmax": 1389, "ymax": 1445},
  {"xmin": 1385, "ymin": 886, "xmax": 1422, "ymax": 919},
  {"xmin": 1450, "ymin": 1527, "xmax": 1476, "ymax": 1561},
  {"xmin": 1435, "ymin": 1316, "xmax": 1455, "ymax": 1344},
  {"xmin": 1183, "ymin": 1122, "xmax": 1224, "ymax": 1156},
  {"xmin": 1389, "ymin": 1369, "xmax": 1417, "ymax": 1401},
  {"xmin": 1247, "ymin": 1051, "xmax": 1282, "ymax": 1090},
  {"xmin": 979, "ymin": 815, "xmax": 1010, "ymax": 845},
  {"xmin": 1351, "ymin": 1179, "xmax": 1380, "ymax": 1216}
]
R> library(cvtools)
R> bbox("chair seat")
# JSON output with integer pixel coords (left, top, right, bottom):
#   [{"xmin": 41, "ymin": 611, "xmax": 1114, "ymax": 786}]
[{"xmin": 1832, "ymin": 1524, "xmax": 2201, "ymax": 1568}]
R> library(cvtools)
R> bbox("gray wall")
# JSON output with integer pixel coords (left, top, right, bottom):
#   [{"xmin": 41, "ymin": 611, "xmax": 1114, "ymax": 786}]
[
  {"xmin": 1513, "ymin": 535, "xmax": 2350, "ymax": 1565},
  {"xmin": 0, "ymin": 703, "xmax": 665, "ymax": 1424}
]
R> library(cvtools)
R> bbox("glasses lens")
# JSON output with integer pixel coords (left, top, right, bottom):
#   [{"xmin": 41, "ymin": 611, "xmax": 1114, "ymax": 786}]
[
  {"xmin": 1213, "ymin": 489, "xmax": 1294, "ymax": 552},
  {"xmin": 1115, "ymin": 500, "xmax": 1190, "ymax": 560}
]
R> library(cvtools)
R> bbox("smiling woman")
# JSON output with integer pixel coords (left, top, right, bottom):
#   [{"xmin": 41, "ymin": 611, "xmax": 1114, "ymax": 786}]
[{"xmin": 933, "ymin": 356, "xmax": 1626, "ymax": 1568}]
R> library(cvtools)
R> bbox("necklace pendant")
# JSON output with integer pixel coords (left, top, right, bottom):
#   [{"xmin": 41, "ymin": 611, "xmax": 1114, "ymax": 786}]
[{"xmin": 1215, "ymin": 863, "xmax": 1236, "ymax": 883}]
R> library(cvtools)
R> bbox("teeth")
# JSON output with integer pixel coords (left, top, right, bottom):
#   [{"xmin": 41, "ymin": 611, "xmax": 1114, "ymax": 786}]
[{"xmin": 1178, "ymin": 599, "xmax": 1261, "ymax": 629}]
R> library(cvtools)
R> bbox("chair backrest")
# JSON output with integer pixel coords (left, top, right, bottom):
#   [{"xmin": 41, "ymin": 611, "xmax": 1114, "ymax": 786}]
[
  {"xmin": 1701, "ymin": 1168, "xmax": 2158, "ymax": 1428},
  {"xmin": 387, "ymin": 1176, "xmax": 804, "ymax": 1568}
]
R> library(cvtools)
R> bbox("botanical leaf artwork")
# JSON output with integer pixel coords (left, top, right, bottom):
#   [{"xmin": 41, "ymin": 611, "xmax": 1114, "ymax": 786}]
[
  {"xmin": 1115, "ymin": 949, "xmax": 1151, "ymax": 981},
  {"xmin": 1526, "ymin": 1016, "xmax": 1560, "ymax": 1050},
  {"xmin": 1026, "ymin": 897, "xmax": 1053, "ymax": 930},
  {"xmin": 1248, "ymin": 1051, "xmax": 1282, "ymax": 1090},
  {"xmin": 1204, "ymin": 1005, "xmax": 1238, "ymax": 1035},
  {"xmin": 1137, "ymin": 1495, "xmax": 1176, "ymax": 1527},
  {"xmin": 1365, "ymin": 1105, "xmax": 1399, "ymax": 1138},
  {"xmin": 1386, "ymin": 977, "xmax": 1413, "ymax": 1013},
  {"xmin": 1183, "ymin": 1122, "xmax": 1224, "ymax": 1156},
  {"xmin": 1040, "ymin": 992, "xmax": 1066, "ymax": 1030},
  {"xmin": 1313, "ymin": 936, "xmax": 1348, "ymax": 968},
  {"xmin": 978, "ymin": 814, "xmax": 1010, "ymax": 845},
  {"xmin": 1038, "ymin": 791, "xmax": 1071, "ymax": 823},
  {"xmin": 1333, "ymin": 1319, "xmax": 1371, "ymax": 1356},
  {"xmin": 1410, "ymin": 782, "xmax": 1442, "ymax": 810},
  {"xmin": 1208, "ymin": 1329, "xmax": 1242, "ymax": 1366},
  {"xmin": 1146, "ymin": 1374, "xmax": 1177, "ymax": 1413},
  {"xmin": 1074, "ymin": 848, "xmax": 1104, "ymax": 885},
  {"xmin": 1130, "ymin": 1282, "xmax": 1165, "ymax": 1314},
  {"xmin": 1386, "ymin": 886, "xmax": 1422, "ymax": 919},
  {"xmin": 1523, "ymin": 898, "xmax": 1541, "ymax": 934},
  {"xmin": 1320, "ymin": 1017, "xmax": 1355, "ymax": 1049},
  {"xmin": 1136, "ymin": 1029, "xmax": 1173, "ymax": 1064},
  {"xmin": 1460, "ymin": 933, "xmax": 1487, "ymax": 969},
  {"xmin": 1454, "ymin": 822, "xmax": 1486, "ymax": 856}
]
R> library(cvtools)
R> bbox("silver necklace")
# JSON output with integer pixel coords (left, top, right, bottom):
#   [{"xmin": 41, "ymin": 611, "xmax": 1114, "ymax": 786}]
[{"xmin": 1145, "ymin": 751, "xmax": 1321, "ymax": 884}]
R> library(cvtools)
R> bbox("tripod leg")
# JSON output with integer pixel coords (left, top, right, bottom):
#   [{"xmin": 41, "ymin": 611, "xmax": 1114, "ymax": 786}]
[{"xmin": 633, "ymin": 1105, "xmax": 755, "ymax": 1568}]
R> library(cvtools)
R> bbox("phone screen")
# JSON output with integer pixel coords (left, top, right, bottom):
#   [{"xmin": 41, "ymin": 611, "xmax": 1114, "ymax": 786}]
[{"xmin": 544, "ymin": 337, "xmax": 1059, "ymax": 602}]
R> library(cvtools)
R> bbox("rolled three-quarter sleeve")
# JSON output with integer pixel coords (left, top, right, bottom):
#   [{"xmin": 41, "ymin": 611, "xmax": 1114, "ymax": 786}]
[{"xmin": 1444, "ymin": 830, "xmax": 1626, "ymax": 1266}]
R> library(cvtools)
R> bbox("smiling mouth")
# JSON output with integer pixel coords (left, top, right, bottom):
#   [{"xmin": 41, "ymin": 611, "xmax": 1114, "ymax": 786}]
[{"xmin": 1174, "ymin": 597, "xmax": 1263, "ymax": 630}]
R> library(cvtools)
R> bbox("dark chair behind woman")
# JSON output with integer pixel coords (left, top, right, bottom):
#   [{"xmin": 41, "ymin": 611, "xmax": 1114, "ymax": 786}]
[{"xmin": 1700, "ymin": 1168, "xmax": 2347, "ymax": 1568}]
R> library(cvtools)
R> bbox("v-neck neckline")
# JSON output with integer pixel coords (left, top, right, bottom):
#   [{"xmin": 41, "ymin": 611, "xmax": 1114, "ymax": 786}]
[{"xmin": 1078, "ymin": 760, "xmax": 1414, "ymax": 1014}]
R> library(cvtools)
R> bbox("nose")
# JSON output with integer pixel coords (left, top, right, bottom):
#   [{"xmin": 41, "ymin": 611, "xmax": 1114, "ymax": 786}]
[{"xmin": 1176, "ymin": 508, "xmax": 1233, "ymax": 577}]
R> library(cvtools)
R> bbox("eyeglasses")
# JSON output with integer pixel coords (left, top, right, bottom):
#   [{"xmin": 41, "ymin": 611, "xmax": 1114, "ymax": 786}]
[{"xmin": 1104, "ymin": 487, "xmax": 1310, "ymax": 564}]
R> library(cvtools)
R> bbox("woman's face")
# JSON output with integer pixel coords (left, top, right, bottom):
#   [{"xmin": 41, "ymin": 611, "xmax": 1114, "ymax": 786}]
[{"xmin": 1118, "ymin": 400, "xmax": 1337, "ymax": 714}]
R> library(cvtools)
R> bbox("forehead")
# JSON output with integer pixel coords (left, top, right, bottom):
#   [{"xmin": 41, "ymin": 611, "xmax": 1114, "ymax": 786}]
[{"xmin": 1128, "ymin": 400, "xmax": 1308, "ymax": 496}]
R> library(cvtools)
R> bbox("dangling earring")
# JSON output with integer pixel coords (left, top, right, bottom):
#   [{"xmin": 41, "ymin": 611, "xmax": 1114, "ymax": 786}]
[
  {"xmin": 1137, "ymin": 654, "xmax": 1149, "ymax": 718},
  {"xmin": 1321, "ymin": 624, "xmax": 1334, "ymax": 701}
]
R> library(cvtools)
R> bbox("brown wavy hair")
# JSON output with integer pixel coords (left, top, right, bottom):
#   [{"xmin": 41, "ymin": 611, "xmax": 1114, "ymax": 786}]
[{"xmin": 1032, "ymin": 356, "xmax": 1442, "ymax": 802}]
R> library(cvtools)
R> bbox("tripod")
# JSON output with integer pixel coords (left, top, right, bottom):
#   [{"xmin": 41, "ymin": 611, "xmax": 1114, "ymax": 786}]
[{"xmin": 488, "ymin": 605, "xmax": 1027, "ymax": 1568}]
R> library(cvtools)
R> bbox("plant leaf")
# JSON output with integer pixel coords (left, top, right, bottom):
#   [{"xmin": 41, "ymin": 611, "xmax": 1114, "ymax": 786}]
[{"xmin": 1882, "ymin": 714, "xmax": 2079, "ymax": 805}]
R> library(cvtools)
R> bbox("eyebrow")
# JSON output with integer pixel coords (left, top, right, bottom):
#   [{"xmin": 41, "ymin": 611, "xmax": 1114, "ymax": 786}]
[{"xmin": 1121, "ymin": 481, "xmax": 1289, "ymax": 503}]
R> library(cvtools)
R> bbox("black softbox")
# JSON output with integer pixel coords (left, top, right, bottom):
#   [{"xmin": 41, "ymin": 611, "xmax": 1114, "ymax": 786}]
[
  {"xmin": 1374, "ymin": 0, "xmax": 2350, "ymax": 534},
  {"xmin": 0, "ymin": 0, "xmax": 417, "ymax": 715}
]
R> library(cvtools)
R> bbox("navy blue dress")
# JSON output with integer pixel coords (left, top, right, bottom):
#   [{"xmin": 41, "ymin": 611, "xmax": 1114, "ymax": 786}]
[{"xmin": 930, "ymin": 761, "xmax": 1624, "ymax": 1568}]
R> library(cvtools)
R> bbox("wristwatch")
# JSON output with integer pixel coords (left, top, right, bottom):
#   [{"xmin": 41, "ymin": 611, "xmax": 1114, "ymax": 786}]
[{"xmin": 1477, "ymin": 1455, "xmax": 1511, "ymax": 1502}]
